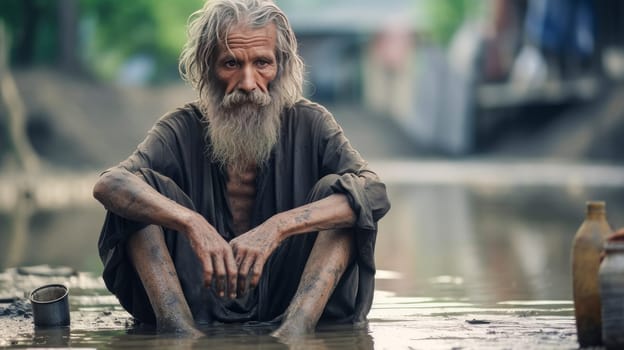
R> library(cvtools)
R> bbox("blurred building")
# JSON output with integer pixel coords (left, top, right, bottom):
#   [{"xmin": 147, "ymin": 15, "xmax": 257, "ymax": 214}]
[
  {"xmin": 279, "ymin": 0, "xmax": 485, "ymax": 154},
  {"xmin": 280, "ymin": 0, "xmax": 624, "ymax": 156},
  {"xmin": 278, "ymin": 0, "xmax": 427, "ymax": 105}
]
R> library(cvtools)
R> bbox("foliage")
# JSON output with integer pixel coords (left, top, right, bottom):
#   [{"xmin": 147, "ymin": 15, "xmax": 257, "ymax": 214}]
[
  {"xmin": 80, "ymin": 0, "xmax": 204, "ymax": 82},
  {"xmin": 0, "ymin": 0, "xmax": 204, "ymax": 83},
  {"xmin": 422, "ymin": 0, "xmax": 484, "ymax": 46},
  {"xmin": 0, "ymin": 0, "xmax": 60, "ymax": 66}
]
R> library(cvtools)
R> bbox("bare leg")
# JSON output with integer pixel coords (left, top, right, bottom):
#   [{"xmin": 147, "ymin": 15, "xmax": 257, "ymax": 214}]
[
  {"xmin": 127, "ymin": 225, "xmax": 203, "ymax": 336},
  {"xmin": 272, "ymin": 229, "xmax": 354, "ymax": 339}
]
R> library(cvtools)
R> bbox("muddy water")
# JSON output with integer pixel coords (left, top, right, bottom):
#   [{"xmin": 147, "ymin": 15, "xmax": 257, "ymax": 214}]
[{"xmin": 3, "ymin": 181, "xmax": 624, "ymax": 349}]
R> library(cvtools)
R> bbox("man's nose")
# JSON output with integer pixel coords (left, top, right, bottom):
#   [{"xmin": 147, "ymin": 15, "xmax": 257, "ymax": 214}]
[{"xmin": 238, "ymin": 66, "xmax": 257, "ymax": 93}]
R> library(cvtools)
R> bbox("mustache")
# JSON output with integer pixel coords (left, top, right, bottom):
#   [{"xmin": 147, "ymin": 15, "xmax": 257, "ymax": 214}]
[{"xmin": 221, "ymin": 89, "xmax": 272, "ymax": 109}]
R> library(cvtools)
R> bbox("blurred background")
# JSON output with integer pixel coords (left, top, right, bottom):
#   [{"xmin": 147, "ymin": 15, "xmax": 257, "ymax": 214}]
[{"xmin": 2, "ymin": 0, "xmax": 624, "ymax": 303}]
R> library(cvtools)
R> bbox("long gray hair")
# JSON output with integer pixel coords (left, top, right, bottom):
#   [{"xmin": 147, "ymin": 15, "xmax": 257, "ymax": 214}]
[{"xmin": 178, "ymin": 0, "xmax": 304, "ymax": 108}]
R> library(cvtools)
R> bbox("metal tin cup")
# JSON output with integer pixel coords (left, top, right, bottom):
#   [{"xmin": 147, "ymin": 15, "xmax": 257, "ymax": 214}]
[{"xmin": 29, "ymin": 284, "xmax": 70, "ymax": 327}]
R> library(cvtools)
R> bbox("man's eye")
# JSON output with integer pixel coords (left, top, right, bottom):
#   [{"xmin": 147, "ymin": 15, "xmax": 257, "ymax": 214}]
[
  {"xmin": 256, "ymin": 60, "xmax": 270, "ymax": 67},
  {"xmin": 224, "ymin": 60, "xmax": 238, "ymax": 68}
]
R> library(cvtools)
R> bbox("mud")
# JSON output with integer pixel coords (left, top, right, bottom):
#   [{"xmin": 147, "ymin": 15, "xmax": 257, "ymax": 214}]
[
  {"xmin": 0, "ymin": 266, "xmax": 580, "ymax": 349},
  {"xmin": 0, "ymin": 299, "xmax": 32, "ymax": 318}
]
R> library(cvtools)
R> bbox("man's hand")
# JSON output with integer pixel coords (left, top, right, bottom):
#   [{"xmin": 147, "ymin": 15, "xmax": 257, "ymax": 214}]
[
  {"xmin": 229, "ymin": 194, "xmax": 356, "ymax": 298},
  {"xmin": 229, "ymin": 220, "xmax": 282, "ymax": 297},
  {"xmin": 185, "ymin": 213, "xmax": 238, "ymax": 299}
]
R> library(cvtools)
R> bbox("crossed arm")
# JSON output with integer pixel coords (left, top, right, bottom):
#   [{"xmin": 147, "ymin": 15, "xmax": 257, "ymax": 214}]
[{"xmin": 92, "ymin": 168, "xmax": 356, "ymax": 299}]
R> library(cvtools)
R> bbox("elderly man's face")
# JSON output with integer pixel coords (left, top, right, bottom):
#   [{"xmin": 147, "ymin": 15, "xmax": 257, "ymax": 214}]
[{"xmin": 215, "ymin": 24, "xmax": 278, "ymax": 97}]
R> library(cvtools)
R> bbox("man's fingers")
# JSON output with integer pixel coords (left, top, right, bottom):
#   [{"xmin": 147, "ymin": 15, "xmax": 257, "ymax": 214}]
[
  {"xmin": 231, "ymin": 242, "xmax": 240, "ymax": 260},
  {"xmin": 237, "ymin": 254, "xmax": 253, "ymax": 297},
  {"xmin": 224, "ymin": 249, "xmax": 238, "ymax": 299},
  {"xmin": 202, "ymin": 256, "xmax": 214, "ymax": 289},
  {"xmin": 249, "ymin": 258, "xmax": 264, "ymax": 290},
  {"xmin": 212, "ymin": 253, "xmax": 227, "ymax": 298}
]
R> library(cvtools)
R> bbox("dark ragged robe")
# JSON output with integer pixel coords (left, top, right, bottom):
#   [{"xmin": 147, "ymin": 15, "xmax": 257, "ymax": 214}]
[{"xmin": 97, "ymin": 100, "xmax": 390, "ymax": 326}]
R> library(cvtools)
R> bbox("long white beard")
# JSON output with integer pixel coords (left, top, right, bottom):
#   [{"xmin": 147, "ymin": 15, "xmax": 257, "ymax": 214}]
[{"xmin": 202, "ymin": 88, "xmax": 282, "ymax": 174}]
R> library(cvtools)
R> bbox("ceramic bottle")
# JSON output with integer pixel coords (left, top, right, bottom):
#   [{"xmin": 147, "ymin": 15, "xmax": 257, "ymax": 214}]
[{"xmin": 571, "ymin": 201, "xmax": 612, "ymax": 347}]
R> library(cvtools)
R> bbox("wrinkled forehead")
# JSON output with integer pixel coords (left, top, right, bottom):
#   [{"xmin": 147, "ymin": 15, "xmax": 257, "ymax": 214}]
[{"xmin": 219, "ymin": 23, "xmax": 277, "ymax": 52}]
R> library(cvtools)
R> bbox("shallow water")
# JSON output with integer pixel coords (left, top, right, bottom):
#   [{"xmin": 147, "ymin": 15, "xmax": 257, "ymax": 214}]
[
  {"xmin": 3, "ymin": 170, "xmax": 624, "ymax": 349},
  {"xmin": 0, "ymin": 273, "xmax": 578, "ymax": 350}
]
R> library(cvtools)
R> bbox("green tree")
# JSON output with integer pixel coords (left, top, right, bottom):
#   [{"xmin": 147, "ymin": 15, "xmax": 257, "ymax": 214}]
[
  {"xmin": 0, "ymin": 0, "xmax": 61, "ymax": 67},
  {"xmin": 81, "ymin": 0, "xmax": 204, "ymax": 82},
  {"xmin": 0, "ymin": 0, "xmax": 205, "ymax": 81},
  {"xmin": 422, "ymin": 0, "xmax": 484, "ymax": 46}
]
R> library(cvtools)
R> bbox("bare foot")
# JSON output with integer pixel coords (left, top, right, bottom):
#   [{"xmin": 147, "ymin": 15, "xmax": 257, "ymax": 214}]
[
  {"xmin": 157, "ymin": 317, "xmax": 204, "ymax": 338},
  {"xmin": 272, "ymin": 325, "xmax": 329, "ymax": 350},
  {"xmin": 271, "ymin": 317, "xmax": 314, "ymax": 340}
]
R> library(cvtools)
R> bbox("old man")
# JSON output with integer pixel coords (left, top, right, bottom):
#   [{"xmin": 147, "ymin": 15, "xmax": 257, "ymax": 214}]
[{"xmin": 93, "ymin": 0, "xmax": 390, "ymax": 337}]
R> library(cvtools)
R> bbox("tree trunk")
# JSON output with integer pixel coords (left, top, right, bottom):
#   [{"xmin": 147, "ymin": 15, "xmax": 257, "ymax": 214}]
[
  {"xmin": 0, "ymin": 21, "xmax": 40, "ymax": 173},
  {"xmin": 58, "ymin": 0, "xmax": 80, "ymax": 73}
]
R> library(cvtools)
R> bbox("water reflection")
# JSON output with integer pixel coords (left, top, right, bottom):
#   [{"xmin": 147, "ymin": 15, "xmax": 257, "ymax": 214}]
[
  {"xmin": 376, "ymin": 184, "xmax": 624, "ymax": 303},
  {"xmin": 32, "ymin": 327, "xmax": 70, "ymax": 347},
  {"xmin": 62, "ymin": 324, "xmax": 373, "ymax": 350},
  {"xmin": 105, "ymin": 332, "xmax": 204, "ymax": 350},
  {"xmin": 0, "ymin": 202, "xmax": 105, "ymax": 274},
  {"xmin": 2, "ymin": 190, "xmax": 35, "ymax": 269}
]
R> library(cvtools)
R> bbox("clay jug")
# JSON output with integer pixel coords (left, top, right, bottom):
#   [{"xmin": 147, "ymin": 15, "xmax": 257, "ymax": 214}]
[{"xmin": 571, "ymin": 201, "xmax": 612, "ymax": 347}]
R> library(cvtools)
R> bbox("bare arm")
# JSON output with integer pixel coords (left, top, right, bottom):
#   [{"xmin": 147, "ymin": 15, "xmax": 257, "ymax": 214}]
[
  {"xmin": 93, "ymin": 169, "xmax": 238, "ymax": 299},
  {"xmin": 93, "ymin": 169, "xmax": 194, "ymax": 231},
  {"xmin": 273, "ymin": 193, "xmax": 356, "ymax": 239},
  {"xmin": 230, "ymin": 193, "xmax": 355, "ymax": 296}
]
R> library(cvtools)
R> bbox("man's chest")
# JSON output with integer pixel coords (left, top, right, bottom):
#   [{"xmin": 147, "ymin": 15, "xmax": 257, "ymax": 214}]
[{"xmin": 225, "ymin": 165, "xmax": 258, "ymax": 235}]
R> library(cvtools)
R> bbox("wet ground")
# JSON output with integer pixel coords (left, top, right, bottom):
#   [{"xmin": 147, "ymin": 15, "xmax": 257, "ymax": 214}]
[
  {"xmin": 0, "ymin": 276, "xmax": 579, "ymax": 350},
  {"xmin": 3, "ymin": 169, "xmax": 624, "ymax": 349}
]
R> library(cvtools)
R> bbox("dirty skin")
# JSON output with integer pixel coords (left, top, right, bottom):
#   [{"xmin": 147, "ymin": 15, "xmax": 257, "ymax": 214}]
[
  {"xmin": 95, "ymin": 159, "xmax": 360, "ymax": 338},
  {"xmin": 128, "ymin": 225, "xmax": 204, "ymax": 337},
  {"xmin": 272, "ymin": 229, "xmax": 353, "ymax": 339}
]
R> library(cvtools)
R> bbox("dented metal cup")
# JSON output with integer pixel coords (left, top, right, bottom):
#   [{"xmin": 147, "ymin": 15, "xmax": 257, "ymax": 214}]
[{"xmin": 29, "ymin": 284, "xmax": 70, "ymax": 327}]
